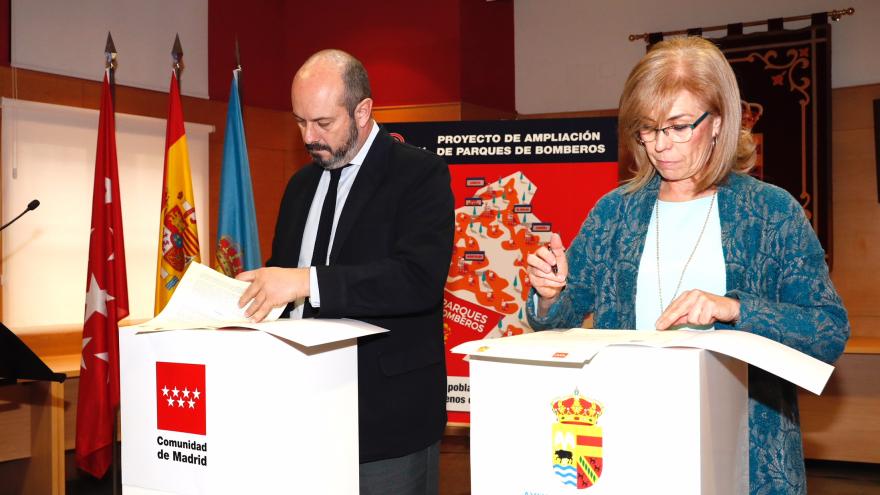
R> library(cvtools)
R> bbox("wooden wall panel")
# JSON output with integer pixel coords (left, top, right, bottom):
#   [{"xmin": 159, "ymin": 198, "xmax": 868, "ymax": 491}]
[
  {"xmin": 246, "ymin": 146, "xmax": 291, "ymax": 262},
  {"xmin": 241, "ymin": 105, "xmax": 297, "ymax": 151},
  {"xmin": 830, "ymin": 84, "xmax": 880, "ymax": 339},
  {"xmin": 800, "ymin": 352, "xmax": 880, "ymax": 462},
  {"xmin": 374, "ymin": 102, "xmax": 461, "ymax": 124},
  {"xmin": 516, "ymin": 108, "xmax": 618, "ymax": 120},
  {"xmin": 832, "ymin": 84, "xmax": 880, "ymax": 131},
  {"xmin": 460, "ymin": 102, "xmax": 516, "ymax": 121},
  {"xmin": 0, "ymin": 383, "xmax": 32, "ymax": 462},
  {"xmin": 12, "ymin": 69, "xmax": 86, "ymax": 108},
  {"xmin": 62, "ymin": 379, "xmax": 77, "ymax": 451},
  {"xmin": 207, "ymin": 139, "xmax": 224, "ymax": 264},
  {"xmin": 17, "ymin": 327, "xmax": 81, "ymax": 358},
  {"xmin": 0, "ymin": 377, "xmax": 76, "ymax": 464}
]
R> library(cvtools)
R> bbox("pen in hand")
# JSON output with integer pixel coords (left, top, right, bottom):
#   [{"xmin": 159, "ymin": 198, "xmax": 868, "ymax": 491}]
[{"xmin": 546, "ymin": 241, "xmax": 559, "ymax": 274}]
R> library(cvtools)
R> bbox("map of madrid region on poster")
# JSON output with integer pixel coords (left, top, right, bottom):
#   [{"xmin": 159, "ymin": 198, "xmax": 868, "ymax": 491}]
[{"xmin": 384, "ymin": 118, "xmax": 618, "ymax": 424}]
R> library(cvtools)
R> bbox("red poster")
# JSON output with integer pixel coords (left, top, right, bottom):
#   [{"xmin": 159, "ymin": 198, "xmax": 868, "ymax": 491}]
[{"xmin": 386, "ymin": 118, "xmax": 619, "ymax": 424}]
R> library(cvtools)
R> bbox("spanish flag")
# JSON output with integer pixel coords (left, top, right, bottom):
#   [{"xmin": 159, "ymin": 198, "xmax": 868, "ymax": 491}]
[{"xmin": 155, "ymin": 71, "xmax": 200, "ymax": 314}]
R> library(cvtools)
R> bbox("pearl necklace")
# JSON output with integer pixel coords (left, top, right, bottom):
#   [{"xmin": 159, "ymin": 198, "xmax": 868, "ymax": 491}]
[{"xmin": 655, "ymin": 191, "xmax": 717, "ymax": 310}]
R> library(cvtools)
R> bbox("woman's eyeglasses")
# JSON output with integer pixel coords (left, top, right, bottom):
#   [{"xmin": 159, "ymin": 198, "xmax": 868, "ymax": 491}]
[{"xmin": 637, "ymin": 111, "xmax": 710, "ymax": 144}]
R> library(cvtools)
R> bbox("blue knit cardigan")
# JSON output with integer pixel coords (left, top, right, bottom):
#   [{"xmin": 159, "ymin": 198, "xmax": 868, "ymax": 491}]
[{"xmin": 527, "ymin": 172, "xmax": 849, "ymax": 494}]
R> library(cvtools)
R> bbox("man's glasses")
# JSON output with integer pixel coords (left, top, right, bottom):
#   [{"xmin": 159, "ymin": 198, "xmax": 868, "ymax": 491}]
[{"xmin": 637, "ymin": 111, "xmax": 710, "ymax": 144}]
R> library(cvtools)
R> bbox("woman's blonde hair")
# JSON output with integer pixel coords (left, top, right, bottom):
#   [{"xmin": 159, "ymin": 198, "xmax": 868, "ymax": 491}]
[{"xmin": 619, "ymin": 37, "xmax": 756, "ymax": 193}]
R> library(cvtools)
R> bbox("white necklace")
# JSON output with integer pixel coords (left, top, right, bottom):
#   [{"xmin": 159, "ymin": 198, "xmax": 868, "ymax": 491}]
[{"xmin": 655, "ymin": 191, "xmax": 717, "ymax": 310}]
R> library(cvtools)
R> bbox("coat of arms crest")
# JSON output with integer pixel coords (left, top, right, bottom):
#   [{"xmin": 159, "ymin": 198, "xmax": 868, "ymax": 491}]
[{"xmin": 551, "ymin": 389, "xmax": 603, "ymax": 490}]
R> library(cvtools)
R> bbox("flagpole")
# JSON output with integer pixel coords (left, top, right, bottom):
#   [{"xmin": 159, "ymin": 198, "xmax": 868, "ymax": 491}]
[
  {"xmin": 234, "ymin": 35, "xmax": 242, "ymax": 99},
  {"xmin": 233, "ymin": 35, "xmax": 244, "ymax": 131},
  {"xmin": 104, "ymin": 32, "xmax": 122, "ymax": 495}
]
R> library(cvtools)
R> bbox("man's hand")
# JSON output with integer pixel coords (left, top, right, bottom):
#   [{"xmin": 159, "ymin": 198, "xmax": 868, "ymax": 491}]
[
  {"xmin": 236, "ymin": 267, "xmax": 310, "ymax": 322},
  {"xmin": 655, "ymin": 290, "xmax": 740, "ymax": 330}
]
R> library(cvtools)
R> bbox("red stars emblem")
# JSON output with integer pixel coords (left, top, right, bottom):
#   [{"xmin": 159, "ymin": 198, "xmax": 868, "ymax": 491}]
[{"xmin": 156, "ymin": 362, "xmax": 206, "ymax": 435}]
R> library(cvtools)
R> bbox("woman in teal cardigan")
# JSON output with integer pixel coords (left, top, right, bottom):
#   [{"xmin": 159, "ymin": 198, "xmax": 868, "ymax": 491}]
[{"xmin": 527, "ymin": 37, "xmax": 848, "ymax": 495}]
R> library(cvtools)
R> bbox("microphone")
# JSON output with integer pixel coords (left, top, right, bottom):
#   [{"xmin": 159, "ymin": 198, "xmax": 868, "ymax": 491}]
[{"xmin": 0, "ymin": 199, "xmax": 40, "ymax": 232}]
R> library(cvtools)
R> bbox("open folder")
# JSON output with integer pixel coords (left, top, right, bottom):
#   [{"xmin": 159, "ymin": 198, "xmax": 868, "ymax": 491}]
[
  {"xmin": 131, "ymin": 261, "xmax": 386, "ymax": 346},
  {"xmin": 453, "ymin": 328, "xmax": 835, "ymax": 395}
]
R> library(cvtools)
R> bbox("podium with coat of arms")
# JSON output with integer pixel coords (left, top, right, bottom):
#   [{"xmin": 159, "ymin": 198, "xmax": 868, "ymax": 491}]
[
  {"xmin": 453, "ymin": 329, "xmax": 834, "ymax": 495},
  {"xmin": 118, "ymin": 319, "xmax": 385, "ymax": 495}
]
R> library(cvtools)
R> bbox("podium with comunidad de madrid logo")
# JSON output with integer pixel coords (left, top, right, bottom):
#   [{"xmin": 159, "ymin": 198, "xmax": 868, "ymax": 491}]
[
  {"xmin": 452, "ymin": 329, "xmax": 834, "ymax": 495},
  {"xmin": 119, "ymin": 318, "xmax": 385, "ymax": 495}
]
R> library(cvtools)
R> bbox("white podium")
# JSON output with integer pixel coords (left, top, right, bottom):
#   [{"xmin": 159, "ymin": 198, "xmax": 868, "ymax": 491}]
[
  {"xmin": 453, "ymin": 329, "xmax": 835, "ymax": 495},
  {"xmin": 119, "ymin": 319, "xmax": 385, "ymax": 495}
]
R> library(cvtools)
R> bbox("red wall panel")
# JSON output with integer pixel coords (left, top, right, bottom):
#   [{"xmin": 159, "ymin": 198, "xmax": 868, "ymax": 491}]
[
  {"xmin": 281, "ymin": 0, "xmax": 461, "ymax": 108},
  {"xmin": 461, "ymin": 0, "xmax": 515, "ymax": 113},
  {"xmin": 210, "ymin": 0, "xmax": 464, "ymax": 111},
  {"xmin": 208, "ymin": 0, "xmax": 288, "ymax": 109},
  {"xmin": 0, "ymin": 0, "xmax": 9, "ymax": 66}
]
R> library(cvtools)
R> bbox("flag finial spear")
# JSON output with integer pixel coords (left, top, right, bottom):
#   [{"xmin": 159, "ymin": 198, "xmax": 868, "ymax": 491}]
[
  {"xmin": 172, "ymin": 33, "xmax": 184, "ymax": 81},
  {"xmin": 105, "ymin": 32, "xmax": 117, "ymax": 71}
]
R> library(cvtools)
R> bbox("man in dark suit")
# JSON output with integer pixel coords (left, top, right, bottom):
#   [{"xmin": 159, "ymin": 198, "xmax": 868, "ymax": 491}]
[{"xmin": 237, "ymin": 49, "xmax": 454, "ymax": 495}]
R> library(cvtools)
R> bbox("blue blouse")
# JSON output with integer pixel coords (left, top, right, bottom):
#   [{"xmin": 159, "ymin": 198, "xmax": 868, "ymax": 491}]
[{"xmin": 527, "ymin": 172, "xmax": 849, "ymax": 494}]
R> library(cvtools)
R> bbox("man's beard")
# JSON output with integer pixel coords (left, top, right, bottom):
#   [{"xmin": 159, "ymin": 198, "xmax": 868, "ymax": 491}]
[{"xmin": 306, "ymin": 119, "xmax": 360, "ymax": 170}]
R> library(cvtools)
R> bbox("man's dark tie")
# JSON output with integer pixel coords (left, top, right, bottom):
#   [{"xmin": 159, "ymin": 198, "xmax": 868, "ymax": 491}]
[{"xmin": 304, "ymin": 166, "xmax": 345, "ymax": 317}]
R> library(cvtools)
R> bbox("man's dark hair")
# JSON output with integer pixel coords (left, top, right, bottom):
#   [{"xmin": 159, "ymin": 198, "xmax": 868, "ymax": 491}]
[{"xmin": 341, "ymin": 57, "xmax": 371, "ymax": 116}]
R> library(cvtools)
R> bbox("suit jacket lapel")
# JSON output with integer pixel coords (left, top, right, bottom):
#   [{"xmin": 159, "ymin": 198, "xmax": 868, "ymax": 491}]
[
  {"xmin": 284, "ymin": 164, "xmax": 323, "ymax": 264},
  {"xmin": 329, "ymin": 127, "xmax": 393, "ymax": 262}
]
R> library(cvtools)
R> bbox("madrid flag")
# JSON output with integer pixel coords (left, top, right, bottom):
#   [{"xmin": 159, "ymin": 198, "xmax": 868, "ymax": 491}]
[
  {"xmin": 75, "ymin": 70, "xmax": 130, "ymax": 478},
  {"xmin": 155, "ymin": 71, "xmax": 201, "ymax": 314}
]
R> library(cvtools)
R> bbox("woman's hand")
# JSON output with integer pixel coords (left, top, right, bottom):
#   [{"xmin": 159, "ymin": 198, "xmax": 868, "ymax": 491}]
[
  {"xmin": 655, "ymin": 289, "xmax": 740, "ymax": 330},
  {"xmin": 526, "ymin": 233, "xmax": 568, "ymax": 308}
]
